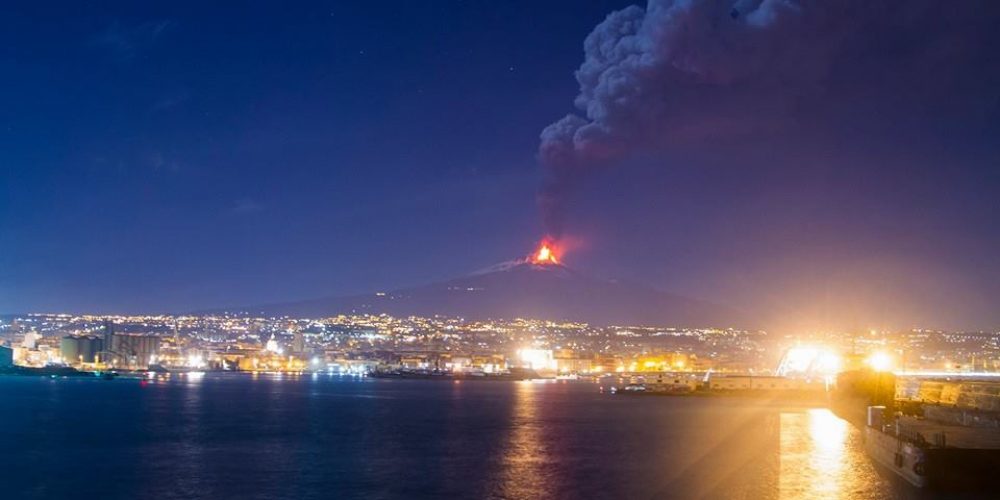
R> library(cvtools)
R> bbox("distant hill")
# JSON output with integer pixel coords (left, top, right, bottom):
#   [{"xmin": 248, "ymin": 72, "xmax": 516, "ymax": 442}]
[{"xmin": 206, "ymin": 260, "xmax": 747, "ymax": 327}]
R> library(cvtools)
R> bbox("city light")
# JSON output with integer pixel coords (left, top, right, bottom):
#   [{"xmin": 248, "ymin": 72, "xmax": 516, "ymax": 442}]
[
  {"xmin": 518, "ymin": 348, "xmax": 556, "ymax": 371},
  {"xmin": 776, "ymin": 346, "xmax": 841, "ymax": 377},
  {"xmin": 866, "ymin": 351, "xmax": 893, "ymax": 372},
  {"xmin": 816, "ymin": 352, "xmax": 841, "ymax": 375},
  {"xmin": 186, "ymin": 354, "xmax": 206, "ymax": 369},
  {"xmin": 6, "ymin": 313, "xmax": 998, "ymax": 379}
]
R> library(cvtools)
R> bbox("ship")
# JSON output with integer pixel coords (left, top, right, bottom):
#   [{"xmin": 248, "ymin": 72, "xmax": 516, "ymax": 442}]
[
  {"xmin": 863, "ymin": 406, "xmax": 929, "ymax": 488},
  {"xmin": 834, "ymin": 370, "xmax": 1000, "ymax": 492},
  {"xmin": 863, "ymin": 404, "xmax": 1000, "ymax": 491},
  {"xmin": 609, "ymin": 383, "xmax": 647, "ymax": 394}
]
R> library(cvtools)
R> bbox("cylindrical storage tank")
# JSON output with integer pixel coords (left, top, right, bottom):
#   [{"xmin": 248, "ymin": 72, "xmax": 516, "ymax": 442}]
[
  {"xmin": 60, "ymin": 337, "xmax": 80, "ymax": 365},
  {"xmin": 79, "ymin": 337, "xmax": 101, "ymax": 363}
]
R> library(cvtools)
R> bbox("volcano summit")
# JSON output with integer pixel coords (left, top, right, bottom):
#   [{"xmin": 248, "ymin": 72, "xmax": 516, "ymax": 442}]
[{"xmin": 223, "ymin": 246, "xmax": 745, "ymax": 327}]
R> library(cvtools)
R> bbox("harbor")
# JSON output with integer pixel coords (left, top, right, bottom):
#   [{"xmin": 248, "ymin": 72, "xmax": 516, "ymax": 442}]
[{"xmin": 835, "ymin": 370, "xmax": 1000, "ymax": 493}]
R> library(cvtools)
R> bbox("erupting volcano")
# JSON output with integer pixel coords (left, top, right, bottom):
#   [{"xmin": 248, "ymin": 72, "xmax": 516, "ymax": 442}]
[
  {"xmin": 222, "ymin": 235, "xmax": 747, "ymax": 327},
  {"xmin": 530, "ymin": 239, "xmax": 560, "ymax": 265}
]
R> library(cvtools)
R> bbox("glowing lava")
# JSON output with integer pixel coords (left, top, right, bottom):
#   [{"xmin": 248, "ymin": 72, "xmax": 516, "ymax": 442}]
[{"xmin": 531, "ymin": 240, "xmax": 560, "ymax": 265}]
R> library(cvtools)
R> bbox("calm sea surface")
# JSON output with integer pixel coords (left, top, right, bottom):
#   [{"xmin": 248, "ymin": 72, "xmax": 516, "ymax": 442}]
[{"xmin": 0, "ymin": 373, "xmax": 918, "ymax": 499}]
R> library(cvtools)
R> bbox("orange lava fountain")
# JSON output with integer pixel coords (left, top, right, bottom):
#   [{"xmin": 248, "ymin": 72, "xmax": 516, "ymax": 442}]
[{"xmin": 531, "ymin": 240, "xmax": 560, "ymax": 265}]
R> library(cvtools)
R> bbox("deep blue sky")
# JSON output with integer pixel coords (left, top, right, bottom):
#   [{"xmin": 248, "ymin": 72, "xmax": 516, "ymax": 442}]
[{"xmin": 2, "ymin": 1, "xmax": 999, "ymax": 331}]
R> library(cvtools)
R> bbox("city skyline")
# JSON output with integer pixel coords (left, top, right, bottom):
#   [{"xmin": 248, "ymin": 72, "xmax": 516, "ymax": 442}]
[{"xmin": 3, "ymin": 1, "xmax": 1000, "ymax": 333}]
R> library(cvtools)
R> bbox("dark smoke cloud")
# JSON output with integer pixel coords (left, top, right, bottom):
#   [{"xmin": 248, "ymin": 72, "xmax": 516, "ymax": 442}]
[{"xmin": 539, "ymin": 0, "xmax": 1000, "ymax": 235}]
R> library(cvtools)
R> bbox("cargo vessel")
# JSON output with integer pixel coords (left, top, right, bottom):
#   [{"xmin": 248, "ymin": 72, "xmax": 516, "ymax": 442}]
[{"xmin": 864, "ymin": 405, "xmax": 1000, "ymax": 491}]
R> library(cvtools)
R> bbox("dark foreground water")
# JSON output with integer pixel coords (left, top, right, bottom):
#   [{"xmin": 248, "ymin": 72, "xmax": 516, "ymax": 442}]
[{"xmin": 0, "ymin": 373, "xmax": 919, "ymax": 499}]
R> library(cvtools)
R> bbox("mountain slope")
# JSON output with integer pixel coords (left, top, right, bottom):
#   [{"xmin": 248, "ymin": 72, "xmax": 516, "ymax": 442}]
[{"xmin": 217, "ymin": 261, "xmax": 747, "ymax": 327}]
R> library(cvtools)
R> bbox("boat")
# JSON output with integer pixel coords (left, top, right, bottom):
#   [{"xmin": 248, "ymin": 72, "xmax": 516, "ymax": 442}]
[
  {"xmin": 610, "ymin": 383, "xmax": 647, "ymax": 394},
  {"xmin": 864, "ymin": 405, "xmax": 1000, "ymax": 492},
  {"xmin": 864, "ymin": 406, "xmax": 927, "ymax": 488}
]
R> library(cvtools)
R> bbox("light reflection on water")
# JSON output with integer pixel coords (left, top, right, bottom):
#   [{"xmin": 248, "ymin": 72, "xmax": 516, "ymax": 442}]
[
  {"xmin": 1, "ymin": 376, "xmax": 909, "ymax": 499},
  {"xmin": 780, "ymin": 408, "xmax": 891, "ymax": 500},
  {"xmin": 494, "ymin": 381, "xmax": 551, "ymax": 498}
]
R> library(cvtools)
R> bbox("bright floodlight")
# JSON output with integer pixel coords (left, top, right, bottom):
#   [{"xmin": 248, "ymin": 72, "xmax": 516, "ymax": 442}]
[
  {"xmin": 867, "ymin": 351, "xmax": 893, "ymax": 372},
  {"xmin": 187, "ymin": 354, "xmax": 206, "ymax": 369},
  {"xmin": 518, "ymin": 348, "xmax": 556, "ymax": 370},
  {"xmin": 816, "ymin": 351, "xmax": 841, "ymax": 375},
  {"xmin": 776, "ymin": 346, "xmax": 841, "ymax": 377}
]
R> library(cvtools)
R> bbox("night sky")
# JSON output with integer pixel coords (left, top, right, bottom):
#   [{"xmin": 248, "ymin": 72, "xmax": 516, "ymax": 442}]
[{"xmin": 2, "ymin": 1, "xmax": 999, "ymax": 332}]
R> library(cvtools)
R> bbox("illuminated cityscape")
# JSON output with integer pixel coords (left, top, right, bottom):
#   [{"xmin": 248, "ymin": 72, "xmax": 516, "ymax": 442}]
[
  {"xmin": 4, "ymin": 0, "xmax": 1000, "ymax": 497},
  {"xmin": 3, "ymin": 312, "xmax": 997, "ymax": 378}
]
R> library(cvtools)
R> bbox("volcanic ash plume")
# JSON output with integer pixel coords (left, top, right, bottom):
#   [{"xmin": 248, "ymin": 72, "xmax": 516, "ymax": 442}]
[{"xmin": 536, "ymin": 0, "xmax": 999, "ymax": 235}]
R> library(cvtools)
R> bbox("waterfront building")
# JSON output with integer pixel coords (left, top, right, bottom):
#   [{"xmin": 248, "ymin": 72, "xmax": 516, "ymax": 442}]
[
  {"xmin": 60, "ymin": 335, "xmax": 104, "ymax": 365},
  {"xmin": 642, "ymin": 372, "xmax": 701, "ymax": 391},
  {"xmin": 21, "ymin": 331, "xmax": 41, "ymax": 349},
  {"xmin": 102, "ymin": 320, "xmax": 115, "ymax": 349},
  {"xmin": 292, "ymin": 331, "xmax": 305, "ymax": 354},
  {"xmin": 708, "ymin": 375, "xmax": 805, "ymax": 391},
  {"xmin": 59, "ymin": 336, "xmax": 79, "ymax": 364},
  {"xmin": 265, "ymin": 334, "xmax": 281, "ymax": 354},
  {"xmin": 896, "ymin": 378, "xmax": 1000, "ymax": 412},
  {"xmin": 555, "ymin": 355, "xmax": 592, "ymax": 374},
  {"xmin": 400, "ymin": 355, "xmax": 429, "ymax": 369},
  {"xmin": 102, "ymin": 333, "xmax": 160, "ymax": 369}
]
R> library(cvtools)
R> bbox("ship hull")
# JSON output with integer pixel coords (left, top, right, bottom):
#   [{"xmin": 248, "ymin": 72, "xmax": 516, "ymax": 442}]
[{"xmin": 864, "ymin": 427, "xmax": 927, "ymax": 488}]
